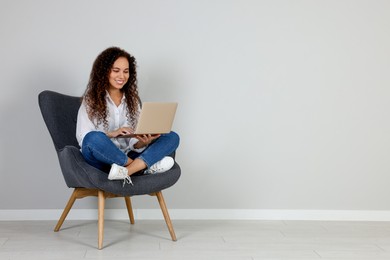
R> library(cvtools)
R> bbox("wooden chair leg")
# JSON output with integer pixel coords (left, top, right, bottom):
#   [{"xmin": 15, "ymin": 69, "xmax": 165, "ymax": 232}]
[
  {"xmin": 54, "ymin": 188, "xmax": 78, "ymax": 232},
  {"xmin": 124, "ymin": 197, "xmax": 135, "ymax": 224},
  {"xmin": 98, "ymin": 190, "xmax": 105, "ymax": 250},
  {"xmin": 156, "ymin": 191, "xmax": 177, "ymax": 241}
]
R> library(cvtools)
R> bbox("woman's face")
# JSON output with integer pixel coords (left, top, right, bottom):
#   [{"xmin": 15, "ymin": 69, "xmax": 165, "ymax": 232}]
[{"xmin": 108, "ymin": 57, "xmax": 129, "ymax": 91}]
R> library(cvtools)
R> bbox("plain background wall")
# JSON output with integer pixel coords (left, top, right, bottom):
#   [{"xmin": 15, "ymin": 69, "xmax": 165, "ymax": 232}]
[{"xmin": 1, "ymin": 0, "xmax": 390, "ymax": 211}]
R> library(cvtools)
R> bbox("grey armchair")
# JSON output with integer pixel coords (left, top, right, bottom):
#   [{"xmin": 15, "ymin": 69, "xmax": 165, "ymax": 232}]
[{"xmin": 38, "ymin": 90, "xmax": 181, "ymax": 249}]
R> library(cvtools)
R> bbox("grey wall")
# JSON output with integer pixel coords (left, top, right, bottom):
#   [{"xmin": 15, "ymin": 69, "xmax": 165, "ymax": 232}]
[{"xmin": 1, "ymin": 0, "xmax": 390, "ymax": 211}]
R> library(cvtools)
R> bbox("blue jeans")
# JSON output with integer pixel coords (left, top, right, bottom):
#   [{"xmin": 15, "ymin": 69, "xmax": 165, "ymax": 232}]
[{"xmin": 81, "ymin": 131, "xmax": 180, "ymax": 172}]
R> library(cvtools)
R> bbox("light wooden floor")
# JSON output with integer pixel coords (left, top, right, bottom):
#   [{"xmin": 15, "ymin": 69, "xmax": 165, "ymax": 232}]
[{"xmin": 2, "ymin": 220, "xmax": 390, "ymax": 259}]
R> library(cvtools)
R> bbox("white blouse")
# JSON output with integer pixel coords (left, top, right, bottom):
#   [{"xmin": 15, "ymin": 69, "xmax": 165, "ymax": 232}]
[{"xmin": 76, "ymin": 92, "xmax": 145, "ymax": 153}]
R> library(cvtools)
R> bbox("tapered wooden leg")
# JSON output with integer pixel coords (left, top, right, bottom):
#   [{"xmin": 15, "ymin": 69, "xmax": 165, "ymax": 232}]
[
  {"xmin": 124, "ymin": 197, "xmax": 135, "ymax": 224},
  {"xmin": 54, "ymin": 188, "xmax": 78, "ymax": 232},
  {"xmin": 98, "ymin": 190, "xmax": 105, "ymax": 250},
  {"xmin": 156, "ymin": 191, "xmax": 177, "ymax": 241}
]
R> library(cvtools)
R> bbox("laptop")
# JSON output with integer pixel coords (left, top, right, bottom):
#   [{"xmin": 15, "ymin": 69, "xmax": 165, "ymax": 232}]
[{"xmin": 119, "ymin": 102, "xmax": 178, "ymax": 137}]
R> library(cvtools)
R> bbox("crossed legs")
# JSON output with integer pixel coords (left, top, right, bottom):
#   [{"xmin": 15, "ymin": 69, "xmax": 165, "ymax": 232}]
[{"xmin": 81, "ymin": 131, "xmax": 180, "ymax": 176}]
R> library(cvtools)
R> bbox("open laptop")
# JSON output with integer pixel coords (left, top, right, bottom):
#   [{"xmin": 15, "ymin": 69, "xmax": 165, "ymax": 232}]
[{"xmin": 118, "ymin": 102, "xmax": 178, "ymax": 137}]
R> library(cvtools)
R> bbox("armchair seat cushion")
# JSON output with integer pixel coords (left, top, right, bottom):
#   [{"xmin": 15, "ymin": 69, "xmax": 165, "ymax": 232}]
[{"xmin": 58, "ymin": 146, "xmax": 181, "ymax": 196}]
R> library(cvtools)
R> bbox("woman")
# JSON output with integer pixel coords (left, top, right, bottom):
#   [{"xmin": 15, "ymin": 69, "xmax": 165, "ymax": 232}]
[{"xmin": 76, "ymin": 47, "xmax": 180, "ymax": 185}]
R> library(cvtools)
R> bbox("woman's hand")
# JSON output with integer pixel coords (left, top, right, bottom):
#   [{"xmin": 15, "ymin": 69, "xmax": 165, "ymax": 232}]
[
  {"xmin": 106, "ymin": 127, "xmax": 134, "ymax": 138},
  {"xmin": 134, "ymin": 134, "xmax": 160, "ymax": 149}
]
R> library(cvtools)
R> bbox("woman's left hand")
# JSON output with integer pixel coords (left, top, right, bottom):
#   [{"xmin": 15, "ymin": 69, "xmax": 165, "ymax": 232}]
[{"xmin": 134, "ymin": 134, "xmax": 160, "ymax": 149}]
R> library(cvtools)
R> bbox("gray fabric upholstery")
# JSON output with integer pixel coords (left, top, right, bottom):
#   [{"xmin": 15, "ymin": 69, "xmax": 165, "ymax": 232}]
[{"xmin": 38, "ymin": 90, "xmax": 180, "ymax": 196}]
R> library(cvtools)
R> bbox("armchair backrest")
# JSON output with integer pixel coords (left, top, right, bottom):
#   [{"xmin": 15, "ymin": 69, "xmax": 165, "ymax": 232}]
[{"xmin": 38, "ymin": 90, "xmax": 81, "ymax": 151}]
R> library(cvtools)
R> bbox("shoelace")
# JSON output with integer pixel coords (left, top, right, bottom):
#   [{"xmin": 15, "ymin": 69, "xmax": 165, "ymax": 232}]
[
  {"xmin": 123, "ymin": 175, "xmax": 133, "ymax": 187},
  {"xmin": 145, "ymin": 167, "xmax": 162, "ymax": 174},
  {"xmin": 118, "ymin": 167, "xmax": 127, "ymax": 177},
  {"xmin": 145, "ymin": 163, "xmax": 164, "ymax": 174},
  {"xmin": 144, "ymin": 169, "xmax": 153, "ymax": 174}
]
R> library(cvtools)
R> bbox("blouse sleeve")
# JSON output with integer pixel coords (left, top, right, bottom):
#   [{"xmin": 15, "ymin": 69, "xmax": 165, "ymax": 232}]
[{"xmin": 76, "ymin": 101, "xmax": 102, "ymax": 147}]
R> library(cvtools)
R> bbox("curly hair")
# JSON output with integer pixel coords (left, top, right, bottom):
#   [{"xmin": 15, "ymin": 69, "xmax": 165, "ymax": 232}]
[{"xmin": 83, "ymin": 47, "xmax": 140, "ymax": 130}]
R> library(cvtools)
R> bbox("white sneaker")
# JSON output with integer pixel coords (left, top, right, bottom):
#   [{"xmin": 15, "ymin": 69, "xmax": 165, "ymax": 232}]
[
  {"xmin": 144, "ymin": 157, "xmax": 174, "ymax": 174},
  {"xmin": 108, "ymin": 164, "xmax": 133, "ymax": 186}
]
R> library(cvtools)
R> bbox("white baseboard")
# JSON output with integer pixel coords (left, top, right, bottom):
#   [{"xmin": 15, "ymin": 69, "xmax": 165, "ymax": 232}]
[{"xmin": 2, "ymin": 209, "xmax": 390, "ymax": 221}]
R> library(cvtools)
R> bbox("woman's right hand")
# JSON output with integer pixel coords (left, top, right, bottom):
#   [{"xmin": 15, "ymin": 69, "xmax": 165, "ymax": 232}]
[{"xmin": 106, "ymin": 127, "xmax": 134, "ymax": 138}]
